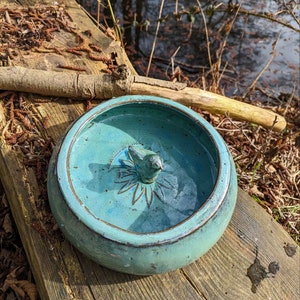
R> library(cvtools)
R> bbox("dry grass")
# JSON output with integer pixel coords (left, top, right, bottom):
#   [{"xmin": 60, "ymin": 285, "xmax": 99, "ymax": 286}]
[
  {"xmin": 194, "ymin": 100, "xmax": 300, "ymax": 244},
  {"xmin": 105, "ymin": 0, "xmax": 299, "ymax": 243},
  {"xmin": 0, "ymin": 2, "xmax": 299, "ymax": 299}
]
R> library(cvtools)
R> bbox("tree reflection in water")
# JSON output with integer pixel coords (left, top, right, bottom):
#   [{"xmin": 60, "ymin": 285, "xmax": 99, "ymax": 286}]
[{"xmin": 79, "ymin": 0, "xmax": 299, "ymax": 101}]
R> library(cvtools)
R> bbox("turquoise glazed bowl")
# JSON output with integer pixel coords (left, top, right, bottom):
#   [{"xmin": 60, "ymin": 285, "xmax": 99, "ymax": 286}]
[{"xmin": 47, "ymin": 95, "xmax": 237, "ymax": 275}]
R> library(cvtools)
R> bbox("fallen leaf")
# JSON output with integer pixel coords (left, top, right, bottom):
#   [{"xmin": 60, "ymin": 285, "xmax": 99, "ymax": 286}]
[
  {"xmin": 249, "ymin": 185, "xmax": 264, "ymax": 199},
  {"xmin": 2, "ymin": 278, "xmax": 38, "ymax": 300},
  {"xmin": 3, "ymin": 213, "xmax": 13, "ymax": 234}
]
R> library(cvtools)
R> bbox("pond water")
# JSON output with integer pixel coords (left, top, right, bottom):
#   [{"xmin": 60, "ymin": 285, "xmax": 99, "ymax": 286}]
[{"xmin": 81, "ymin": 0, "xmax": 299, "ymax": 101}]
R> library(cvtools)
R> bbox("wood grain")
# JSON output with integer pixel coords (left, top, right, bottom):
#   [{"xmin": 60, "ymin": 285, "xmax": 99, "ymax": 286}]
[
  {"xmin": 0, "ymin": 67, "xmax": 286, "ymax": 131},
  {"xmin": 0, "ymin": 1, "xmax": 299, "ymax": 299}
]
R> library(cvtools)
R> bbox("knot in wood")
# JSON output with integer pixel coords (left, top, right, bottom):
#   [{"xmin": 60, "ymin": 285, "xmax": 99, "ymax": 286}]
[{"xmin": 111, "ymin": 64, "xmax": 130, "ymax": 80}]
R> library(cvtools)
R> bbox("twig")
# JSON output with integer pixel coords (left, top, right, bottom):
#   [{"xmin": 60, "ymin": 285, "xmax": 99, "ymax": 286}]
[
  {"xmin": 107, "ymin": 0, "xmax": 122, "ymax": 41},
  {"xmin": 283, "ymin": 0, "xmax": 300, "ymax": 26},
  {"xmin": 115, "ymin": 3, "xmax": 300, "ymax": 35},
  {"xmin": 0, "ymin": 66, "xmax": 287, "ymax": 132},
  {"xmin": 243, "ymin": 35, "xmax": 280, "ymax": 98},
  {"xmin": 215, "ymin": 4, "xmax": 241, "ymax": 89},
  {"xmin": 97, "ymin": 0, "xmax": 101, "ymax": 28},
  {"xmin": 146, "ymin": 0, "xmax": 165, "ymax": 77},
  {"xmin": 78, "ymin": 3, "xmax": 107, "ymax": 33},
  {"xmin": 196, "ymin": 0, "xmax": 212, "ymax": 70},
  {"xmin": 168, "ymin": 46, "xmax": 181, "ymax": 77},
  {"xmin": 218, "ymin": 7, "xmax": 300, "ymax": 33},
  {"xmin": 223, "ymin": 114, "xmax": 261, "ymax": 151},
  {"xmin": 283, "ymin": 84, "xmax": 296, "ymax": 117}
]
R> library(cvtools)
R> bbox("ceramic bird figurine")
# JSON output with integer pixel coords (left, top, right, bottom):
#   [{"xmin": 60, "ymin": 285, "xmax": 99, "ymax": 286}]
[{"xmin": 128, "ymin": 145, "xmax": 163, "ymax": 184}]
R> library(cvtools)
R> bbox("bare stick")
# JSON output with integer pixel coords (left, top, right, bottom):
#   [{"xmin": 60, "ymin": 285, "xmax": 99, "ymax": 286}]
[
  {"xmin": 146, "ymin": 0, "xmax": 165, "ymax": 77},
  {"xmin": 197, "ymin": 0, "xmax": 213, "ymax": 69},
  {"xmin": 130, "ymin": 82, "xmax": 286, "ymax": 132},
  {"xmin": 0, "ymin": 66, "xmax": 132, "ymax": 99},
  {"xmin": 97, "ymin": 0, "xmax": 101, "ymax": 28},
  {"xmin": 217, "ymin": 7, "xmax": 300, "ymax": 33},
  {"xmin": 0, "ymin": 66, "xmax": 287, "ymax": 132},
  {"xmin": 243, "ymin": 35, "xmax": 280, "ymax": 98},
  {"xmin": 283, "ymin": 0, "xmax": 300, "ymax": 26}
]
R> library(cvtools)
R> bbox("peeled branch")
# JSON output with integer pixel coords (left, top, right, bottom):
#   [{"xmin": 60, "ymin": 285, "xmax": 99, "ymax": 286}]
[{"xmin": 0, "ymin": 66, "xmax": 286, "ymax": 132}]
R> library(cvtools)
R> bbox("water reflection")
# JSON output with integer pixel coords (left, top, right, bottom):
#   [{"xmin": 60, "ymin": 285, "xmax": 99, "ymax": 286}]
[{"xmin": 80, "ymin": 0, "xmax": 299, "ymax": 99}]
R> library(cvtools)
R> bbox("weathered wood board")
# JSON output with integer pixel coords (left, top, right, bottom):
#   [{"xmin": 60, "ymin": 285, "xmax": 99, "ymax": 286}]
[{"xmin": 0, "ymin": 1, "xmax": 299, "ymax": 299}]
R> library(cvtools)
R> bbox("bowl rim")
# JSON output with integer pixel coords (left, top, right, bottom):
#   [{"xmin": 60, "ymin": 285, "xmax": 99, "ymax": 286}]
[{"xmin": 56, "ymin": 95, "xmax": 232, "ymax": 246}]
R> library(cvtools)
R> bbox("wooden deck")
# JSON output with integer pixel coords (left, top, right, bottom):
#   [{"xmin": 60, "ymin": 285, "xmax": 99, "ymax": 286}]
[{"xmin": 0, "ymin": 1, "xmax": 299, "ymax": 299}]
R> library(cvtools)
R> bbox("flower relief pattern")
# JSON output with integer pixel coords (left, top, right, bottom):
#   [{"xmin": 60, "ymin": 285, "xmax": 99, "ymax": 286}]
[{"xmin": 114, "ymin": 144, "xmax": 174, "ymax": 208}]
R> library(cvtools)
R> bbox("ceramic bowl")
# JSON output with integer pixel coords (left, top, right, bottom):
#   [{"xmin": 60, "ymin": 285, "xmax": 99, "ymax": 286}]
[{"xmin": 47, "ymin": 95, "xmax": 237, "ymax": 275}]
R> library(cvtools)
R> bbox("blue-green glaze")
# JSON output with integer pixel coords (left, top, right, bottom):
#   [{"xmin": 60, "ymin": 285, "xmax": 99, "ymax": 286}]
[
  {"xmin": 47, "ymin": 95, "xmax": 237, "ymax": 275},
  {"xmin": 127, "ymin": 144, "xmax": 163, "ymax": 184}
]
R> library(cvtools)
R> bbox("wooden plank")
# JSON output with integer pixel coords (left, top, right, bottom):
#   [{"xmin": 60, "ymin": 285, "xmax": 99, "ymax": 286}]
[
  {"xmin": 0, "ymin": 1, "xmax": 299, "ymax": 300},
  {"xmin": 183, "ymin": 189, "xmax": 299, "ymax": 299}
]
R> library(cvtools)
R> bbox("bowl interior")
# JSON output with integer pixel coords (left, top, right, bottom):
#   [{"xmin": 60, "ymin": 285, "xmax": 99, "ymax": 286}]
[{"xmin": 60, "ymin": 101, "xmax": 219, "ymax": 233}]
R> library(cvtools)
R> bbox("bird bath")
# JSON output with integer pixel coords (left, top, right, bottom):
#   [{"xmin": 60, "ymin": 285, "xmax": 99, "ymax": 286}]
[{"xmin": 47, "ymin": 95, "xmax": 237, "ymax": 274}]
